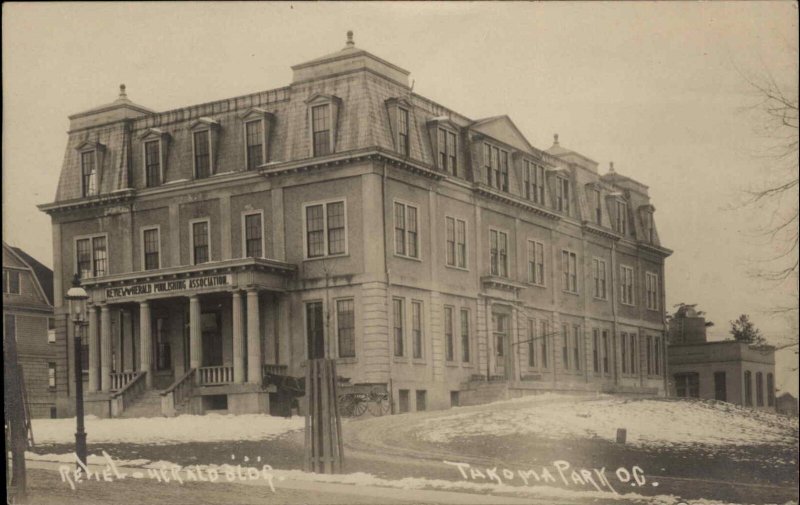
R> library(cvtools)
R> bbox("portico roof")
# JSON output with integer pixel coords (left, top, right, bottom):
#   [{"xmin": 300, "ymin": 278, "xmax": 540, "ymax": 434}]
[{"xmin": 79, "ymin": 257, "xmax": 297, "ymax": 304}]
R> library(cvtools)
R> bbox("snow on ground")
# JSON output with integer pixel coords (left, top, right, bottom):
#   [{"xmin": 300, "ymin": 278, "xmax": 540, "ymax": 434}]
[
  {"xmin": 31, "ymin": 413, "xmax": 305, "ymax": 445},
  {"xmin": 417, "ymin": 395, "xmax": 799, "ymax": 447},
  {"xmin": 25, "ymin": 452, "xmax": 704, "ymax": 505}
]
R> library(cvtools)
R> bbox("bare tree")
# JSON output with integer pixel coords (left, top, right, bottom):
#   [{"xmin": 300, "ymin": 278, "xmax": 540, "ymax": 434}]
[{"xmin": 738, "ymin": 59, "xmax": 799, "ymax": 309}]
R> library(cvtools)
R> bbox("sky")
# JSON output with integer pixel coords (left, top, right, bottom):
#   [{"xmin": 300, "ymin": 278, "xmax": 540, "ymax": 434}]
[{"xmin": 3, "ymin": 2, "xmax": 798, "ymax": 392}]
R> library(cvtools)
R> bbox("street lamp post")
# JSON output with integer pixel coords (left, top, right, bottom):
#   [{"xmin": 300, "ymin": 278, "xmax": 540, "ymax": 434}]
[{"xmin": 66, "ymin": 274, "xmax": 89, "ymax": 467}]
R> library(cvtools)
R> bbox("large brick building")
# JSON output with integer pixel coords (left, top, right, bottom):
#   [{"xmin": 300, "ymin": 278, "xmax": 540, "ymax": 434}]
[
  {"xmin": 40, "ymin": 33, "xmax": 671, "ymax": 417},
  {"xmin": 3, "ymin": 242, "xmax": 60, "ymax": 418}
]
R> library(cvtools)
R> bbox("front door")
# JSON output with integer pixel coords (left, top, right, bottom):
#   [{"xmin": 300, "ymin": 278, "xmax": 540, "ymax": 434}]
[
  {"xmin": 201, "ymin": 311, "xmax": 223, "ymax": 366},
  {"xmin": 492, "ymin": 313, "xmax": 509, "ymax": 379}
]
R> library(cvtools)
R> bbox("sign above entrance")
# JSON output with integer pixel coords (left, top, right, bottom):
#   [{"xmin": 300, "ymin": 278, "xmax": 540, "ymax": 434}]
[{"xmin": 105, "ymin": 274, "xmax": 232, "ymax": 299}]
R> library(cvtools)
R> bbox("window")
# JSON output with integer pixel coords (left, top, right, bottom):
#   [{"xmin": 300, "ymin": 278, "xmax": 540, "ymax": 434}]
[
  {"xmin": 398, "ymin": 108, "xmax": 410, "ymax": 156},
  {"xmin": 190, "ymin": 221, "xmax": 210, "ymax": 264},
  {"xmin": 48, "ymin": 362, "xmax": 56, "ymax": 389},
  {"xmin": 646, "ymin": 272, "xmax": 659, "ymax": 310},
  {"xmin": 445, "ymin": 217, "xmax": 467, "ymax": 268},
  {"xmin": 416, "ymin": 390, "xmax": 427, "ymax": 411},
  {"xmin": 675, "ymin": 373, "xmax": 699, "ymax": 398},
  {"xmin": 144, "ymin": 140, "xmax": 161, "ymax": 187},
  {"xmin": 540, "ymin": 320, "xmax": 549, "ymax": 369},
  {"xmin": 556, "ymin": 177, "xmax": 570, "ymax": 215},
  {"xmin": 593, "ymin": 259, "xmax": 607, "ymax": 299},
  {"xmin": 312, "ymin": 104, "xmax": 331, "ymax": 157},
  {"xmin": 483, "ymin": 143, "xmax": 508, "ymax": 190},
  {"xmin": 412, "ymin": 301, "xmax": 423, "ymax": 359},
  {"xmin": 75, "ymin": 235, "xmax": 108, "ymax": 278},
  {"xmin": 394, "ymin": 202, "xmax": 419, "ymax": 259},
  {"xmin": 767, "ymin": 373, "xmax": 775, "ymax": 406},
  {"xmin": 393, "ymin": 298, "xmax": 404, "ymax": 357},
  {"xmin": 756, "ymin": 372, "xmax": 764, "ymax": 406},
  {"xmin": 245, "ymin": 120, "xmax": 264, "ymax": 170},
  {"xmin": 154, "ymin": 318, "xmax": 171, "ymax": 371},
  {"xmin": 528, "ymin": 319, "xmax": 536, "ymax": 367},
  {"xmin": 744, "ymin": 371, "xmax": 753, "ymax": 406},
  {"xmin": 646, "ymin": 336, "xmax": 653, "ymax": 375},
  {"xmin": 561, "ymin": 250, "xmax": 578, "ymax": 293},
  {"xmin": 336, "ymin": 299, "xmax": 355, "ymax": 358},
  {"xmin": 493, "ymin": 314, "xmax": 507, "ymax": 358},
  {"xmin": 629, "ymin": 333, "xmax": 637, "ymax": 374},
  {"xmin": 615, "ymin": 201, "xmax": 628, "ymax": 235},
  {"xmin": 642, "ymin": 210, "xmax": 655, "ymax": 243},
  {"xmin": 48, "ymin": 317, "xmax": 56, "ymax": 343},
  {"xmin": 602, "ymin": 330, "xmax": 610, "ymax": 374},
  {"xmin": 398, "ymin": 389, "xmax": 410, "ymax": 413},
  {"xmin": 591, "ymin": 188, "xmax": 602, "ymax": 225},
  {"xmin": 489, "ymin": 230, "xmax": 508, "ymax": 277},
  {"xmin": 3, "ymin": 270, "xmax": 21, "ymax": 294},
  {"xmin": 527, "ymin": 241, "xmax": 545, "ymax": 286},
  {"xmin": 243, "ymin": 212, "xmax": 264, "ymax": 258},
  {"xmin": 142, "ymin": 227, "xmax": 160, "ymax": 270},
  {"xmin": 592, "ymin": 328, "xmax": 600, "ymax": 373},
  {"xmin": 437, "ymin": 128, "xmax": 458, "ymax": 174},
  {"xmin": 621, "ymin": 265, "xmax": 635, "ymax": 305},
  {"xmin": 305, "ymin": 201, "xmax": 347, "ymax": 259},
  {"xmin": 561, "ymin": 324, "xmax": 570, "ymax": 370},
  {"xmin": 714, "ymin": 371, "xmax": 727, "ymax": 401},
  {"xmin": 460, "ymin": 309, "xmax": 470, "ymax": 363},
  {"xmin": 654, "ymin": 336, "xmax": 661, "ymax": 375},
  {"xmin": 4, "ymin": 315, "xmax": 16, "ymax": 341},
  {"xmin": 444, "ymin": 306, "xmax": 454, "ymax": 361},
  {"xmin": 621, "ymin": 331, "xmax": 628, "ymax": 374},
  {"xmin": 573, "ymin": 325, "xmax": 582, "ymax": 371},
  {"xmin": 81, "ymin": 151, "xmax": 97, "ymax": 197},
  {"xmin": 193, "ymin": 130, "xmax": 211, "ymax": 179},
  {"xmin": 306, "ymin": 301, "xmax": 324, "ymax": 359},
  {"xmin": 524, "ymin": 161, "xmax": 545, "ymax": 204}
]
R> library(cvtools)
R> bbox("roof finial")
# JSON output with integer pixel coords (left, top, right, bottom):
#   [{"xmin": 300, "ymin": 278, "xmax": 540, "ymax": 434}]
[
  {"xmin": 609, "ymin": 161, "xmax": 615, "ymax": 173},
  {"xmin": 119, "ymin": 84, "xmax": 127, "ymax": 99},
  {"xmin": 346, "ymin": 30, "xmax": 355, "ymax": 47},
  {"xmin": 553, "ymin": 133, "xmax": 559, "ymax": 146}
]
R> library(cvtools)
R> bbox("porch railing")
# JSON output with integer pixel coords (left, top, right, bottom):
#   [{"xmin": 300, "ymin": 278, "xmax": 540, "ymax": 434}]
[
  {"xmin": 110, "ymin": 371, "xmax": 146, "ymax": 417},
  {"xmin": 111, "ymin": 371, "xmax": 140, "ymax": 391},
  {"xmin": 262, "ymin": 364, "xmax": 288, "ymax": 376},
  {"xmin": 198, "ymin": 366, "xmax": 234, "ymax": 385},
  {"xmin": 160, "ymin": 368, "xmax": 195, "ymax": 417}
]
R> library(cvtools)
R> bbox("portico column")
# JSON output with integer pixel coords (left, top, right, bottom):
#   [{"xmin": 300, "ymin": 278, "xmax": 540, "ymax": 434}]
[
  {"xmin": 139, "ymin": 301, "xmax": 153, "ymax": 388},
  {"xmin": 246, "ymin": 289, "xmax": 262, "ymax": 384},
  {"xmin": 100, "ymin": 305, "xmax": 112, "ymax": 392},
  {"xmin": 189, "ymin": 296, "xmax": 202, "ymax": 370},
  {"xmin": 87, "ymin": 306, "xmax": 99, "ymax": 392},
  {"xmin": 232, "ymin": 291, "xmax": 245, "ymax": 383}
]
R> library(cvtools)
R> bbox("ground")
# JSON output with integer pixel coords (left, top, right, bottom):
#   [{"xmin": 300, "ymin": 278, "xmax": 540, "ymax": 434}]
[{"xmin": 22, "ymin": 394, "xmax": 800, "ymax": 505}]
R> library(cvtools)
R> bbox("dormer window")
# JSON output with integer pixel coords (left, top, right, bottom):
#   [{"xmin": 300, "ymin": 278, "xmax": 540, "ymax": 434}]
[
  {"xmin": 81, "ymin": 151, "xmax": 97, "ymax": 197},
  {"xmin": 556, "ymin": 176, "xmax": 571, "ymax": 215},
  {"xmin": 240, "ymin": 108, "xmax": 274, "ymax": 171},
  {"xmin": 523, "ymin": 160, "xmax": 545, "ymax": 204},
  {"xmin": 615, "ymin": 200, "xmax": 628, "ymax": 235},
  {"xmin": 312, "ymin": 104, "xmax": 331, "ymax": 157},
  {"xmin": 398, "ymin": 108, "xmax": 410, "ymax": 157},
  {"xmin": 640, "ymin": 206, "xmax": 656, "ymax": 244},
  {"xmin": 437, "ymin": 128, "xmax": 457, "ymax": 175},
  {"xmin": 590, "ymin": 188, "xmax": 602, "ymax": 225},
  {"xmin": 144, "ymin": 141, "xmax": 161, "ymax": 187},
  {"xmin": 245, "ymin": 120, "xmax": 263, "ymax": 170},
  {"xmin": 139, "ymin": 128, "xmax": 169, "ymax": 188},
  {"xmin": 190, "ymin": 117, "xmax": 220, "ymax": 179},
  {"xmin": 194, "ymin": 131, "xmax": 211, "ymax": 178},
  {"xmin": 483, "ymin": 143, "xmax": 508, "ymax": 191}
]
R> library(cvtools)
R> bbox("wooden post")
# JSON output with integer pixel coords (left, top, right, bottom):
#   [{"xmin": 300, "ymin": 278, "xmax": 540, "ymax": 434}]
[
  {"xmin": 4, "ymin": 329, "xmax": 29, "ymax": 503},
  {"xmin": 304, "ymin": 358, "xmax": 343, "ymax": 473}
]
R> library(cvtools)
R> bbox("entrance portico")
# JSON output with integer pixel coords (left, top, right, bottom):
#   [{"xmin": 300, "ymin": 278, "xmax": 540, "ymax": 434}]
[{"xmin": 79, "ymin": 258, "xmax": 295, "ymax": 415}]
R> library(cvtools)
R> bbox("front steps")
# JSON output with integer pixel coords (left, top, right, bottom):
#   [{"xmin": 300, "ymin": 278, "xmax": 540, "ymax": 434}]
[{"xmin": 118, "ymin": 390, "xmax": 164, "ymax": 418}]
